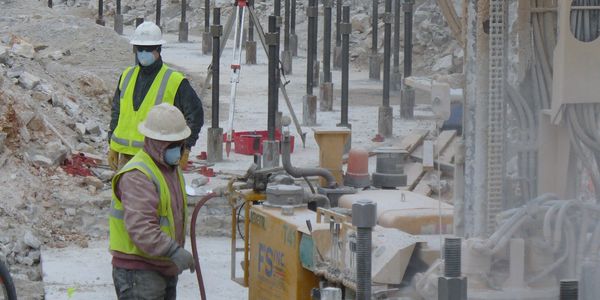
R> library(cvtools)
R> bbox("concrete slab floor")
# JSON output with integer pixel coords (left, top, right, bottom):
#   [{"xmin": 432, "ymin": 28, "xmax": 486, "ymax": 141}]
[{"xmin": 42, "ymin": 238, "xmax": 247, "ymax": 299}]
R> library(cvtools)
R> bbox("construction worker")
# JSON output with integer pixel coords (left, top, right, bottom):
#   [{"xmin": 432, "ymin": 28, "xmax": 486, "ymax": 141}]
[
  {"xmin": 109, "ymin": 103, "xmax": 194, "ymax": 299},
  {"xmin": 108, "ymin": 21, "xmax": 203, "ymax": 170}
]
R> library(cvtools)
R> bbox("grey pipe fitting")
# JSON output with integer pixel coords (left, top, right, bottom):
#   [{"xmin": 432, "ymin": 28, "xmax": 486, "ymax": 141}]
[
  {"xmin": 352, "ymin": 199, "xmax": 377, "ymax": 300},
  {"xmin": 282, "ymin": 134, "xmax": 337, "ymax": 188}
]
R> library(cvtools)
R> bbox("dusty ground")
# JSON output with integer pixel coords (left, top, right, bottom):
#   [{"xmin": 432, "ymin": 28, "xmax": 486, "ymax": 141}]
[{"xmin": 0, "ymin": 0, "xmax": 457, "ymax": 299}]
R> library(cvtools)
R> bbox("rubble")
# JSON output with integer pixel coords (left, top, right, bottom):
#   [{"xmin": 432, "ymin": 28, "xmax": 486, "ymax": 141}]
[
  {"xmin": 23, "ymin": 231, "xmax": 42, "ymax": 250},
  {"xmin": 18, "ymin": 71, "xmax": 41, "ymax": 90}
]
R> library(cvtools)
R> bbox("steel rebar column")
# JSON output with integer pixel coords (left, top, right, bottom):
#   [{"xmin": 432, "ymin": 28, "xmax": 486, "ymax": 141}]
[
  {"xmin": 303, "ymin": 0, "xmax": 318, "ymax": 126},
  {"xmin": 319, "ymin": 0, "xmax": 334, "ymax": 111},
  {"xmin": 208, "ymin": 7, "xmax": 223, "ymax": 163},
  {"xmin": 246, "ymin": 0, "xmax": 257, "ymax": 64},
  {"xmin": 438, "ymin": 238, "xmax": 467, "ymax": 300},
  {"xmin": 264, "ymin": 15, "xmax": 281, "ymax": 167},
  {"xmin": 312, "ymin": 0, "xmax": 320, "ymax": 87},
  {"xmin": 333, "ymin": 0, "xmax": 343, "ymax": 69},
  {"xmin": 282, "ymin": 0, "xmax": 293, "ymax": 74},
  {"xmin": 48, "ymin": 0, "xmax": 52, "ymax": 8},
  {"xmin": 156, "ymin": 0, "xmax": 162, "ymax": 28},
  {"xmin": 290, "ymin": 0, "xmax": 298, "ymax": 56},
  {"xmin": 391, "ymin": 0, "xmax": 401, "ymax": 90},
  {"xmin": 400, "ymin": 0, "xmax": 415, "ymax": 119},
  {"xmin": 202, "ymin": 0, "xmax": 211, "ymax": 54},
  {"xmin": 337, "ymin": 5, "xmax": 352, "ymax": 153},
  {"xmin": 114, "ymin": 0, "xmax": 123, "ymax": 34},
  {"xmin": 378, "ymin": 0, "xmax": 393, "ymax": 137},
  {"xmin": 96, "ymin": 0, "xmax": 106, "ymax": 26},
  {"xmin": 179, "ymin": 0, "xmax": 189, "ymax": 42},
  {"xmin": 369, "ymin": 0, "xmax": 381, "ymax": 80}
]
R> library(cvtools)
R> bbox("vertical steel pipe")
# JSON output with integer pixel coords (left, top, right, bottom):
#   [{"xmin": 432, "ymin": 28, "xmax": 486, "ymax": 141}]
[
  {"xmin": 323, "ymin": 0, "xmax": 332, "ymax": 83},
  {"xmin": 560, "ymin": 280, "xmax": 578, "ymax": 300},
  {"xmin": 249, "ymin": 0, "xmax": 255, "ymax": 42},
  {"xmin": 383, "ymin": 0, "xmax": 392, "ymax": 107},
  {"xmin": 284, "ymin": 0, "xmax": 291, "ymax": 51},
  {"xmin": 156, "ymin": 0, "xmax": 161, "ymax": 27},
  {"xmin": 48, "ymin": 0, "xmax": 52, "ymax": 8},
  {"xmin": 117, "ymin": 0, "xmax": 121, "ymax": 14},
  {"xmin": 211, "ymin": 8, "xmax": 222, "ymax": 129},
  {"xmin": 291, "ymin": 0, "xmax": 297, "ymax": 35},
  {"xmin": 267, "ymin": 16, "xmax": 280, "ymax": 141},
  {"xmin": 307, "ymin": 0, "xmax": 317, "ymax": 95},
  {"xmin": 181, "ymin": 0, "xmax": 186, "ymax": 22},
  {"xmin": 393, "ymin": 0, "xmax": 400, "ymax": 74},
  {"xmin": 335, "ymin": 0, "xmax": 342, "ymax": 47},
  {"xmin": 371, "ymin": 0, "xmax": 378, "ymax": 54},
  {"xmin": 403, "ymin": 0, "xmax": 413, "ymax": 77},
  {"xmin": 340, "ymin": 6, "xmax": 350, "ymax": 127},
  {"xmin": 204, "ymin": 0, "xmax": 210, "ymax": 33}
]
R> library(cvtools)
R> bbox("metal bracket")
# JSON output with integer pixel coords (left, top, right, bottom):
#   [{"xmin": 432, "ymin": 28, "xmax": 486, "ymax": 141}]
[
  {"xmin": 340, "ymin": 23, "xmax": 352, "ymax": 35},
  {"xmin": 211, "ymin": 24, "xmax": 223, "ymax": 37},
  {"xmin": 306, "ymin": 6, "xmax": 318, "ymax": 17},
  {"xmin": 265, "ymin": 32, "xmax": 279, "ymax": 46}
]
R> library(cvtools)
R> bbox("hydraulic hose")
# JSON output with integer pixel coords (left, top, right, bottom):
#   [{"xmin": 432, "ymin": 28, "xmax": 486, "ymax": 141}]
[
  {"xmin": 190, "ymin": 192, "xmax": 217, "ymax": 300},
  {"xmin": 281, "ymin": 134, "xmax": 337, "ymax": 188}
]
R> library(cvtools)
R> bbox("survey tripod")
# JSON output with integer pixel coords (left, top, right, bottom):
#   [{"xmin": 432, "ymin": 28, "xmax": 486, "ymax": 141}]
[{"xmin": 200, "ymin": 0, "xmax": 307, "ymax": 156}]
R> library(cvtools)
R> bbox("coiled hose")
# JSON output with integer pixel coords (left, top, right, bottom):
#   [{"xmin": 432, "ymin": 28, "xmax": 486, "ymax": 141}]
[{"xmin": 190, "ymin": 192, "xmax": 217, "ymax": 300}]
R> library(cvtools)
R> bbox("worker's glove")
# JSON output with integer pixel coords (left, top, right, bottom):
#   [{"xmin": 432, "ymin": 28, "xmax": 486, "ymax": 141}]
[
  {"xmin": 179, "ymin": 148, "xmax": 191, "ymax": 170},
  {"xmin": 108, "ymin": 149, "xmax": 119, "ymax": 171},
  {"xmin": 169, "ymin": 247, "xmax": 195, "ymax": 274}
]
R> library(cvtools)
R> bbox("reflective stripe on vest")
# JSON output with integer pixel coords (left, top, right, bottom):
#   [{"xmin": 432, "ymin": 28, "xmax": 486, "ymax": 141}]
[
  {"xmin": 109, "ymin": 65, "xmax": 185, "ymax": 155},
  {"xmin": 109, "ymin": 150, "xmax": 187, "ymax": 260}
]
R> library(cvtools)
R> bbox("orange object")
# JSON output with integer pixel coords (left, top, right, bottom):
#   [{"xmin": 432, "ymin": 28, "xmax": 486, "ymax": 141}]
[{"xmin": 345, "ymin": 148, "xmax": 370, "ymax": 188}]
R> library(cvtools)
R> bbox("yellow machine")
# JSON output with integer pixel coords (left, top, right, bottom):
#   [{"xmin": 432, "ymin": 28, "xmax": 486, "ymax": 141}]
[{"xmin": 248, "ymin": 205, "xmax": 319, "ymax": 300}]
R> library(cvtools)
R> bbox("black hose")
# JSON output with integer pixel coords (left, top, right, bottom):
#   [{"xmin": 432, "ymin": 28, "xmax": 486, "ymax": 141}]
[{"xmin": 190, "ymin": 192, "xmax": 217, "ymax": 300}]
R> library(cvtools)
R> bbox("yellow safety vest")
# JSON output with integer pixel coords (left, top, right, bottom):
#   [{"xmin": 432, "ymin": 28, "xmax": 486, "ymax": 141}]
[
  {"xmin": 109, "ymin": 150, "xmax": 188, "ymax": 260},
  {"xmin": 110, "ymin": 64, "xmax": 185, "ymax": 155}
]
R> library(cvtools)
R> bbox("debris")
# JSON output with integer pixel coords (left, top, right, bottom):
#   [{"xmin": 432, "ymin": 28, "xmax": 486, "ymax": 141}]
[
  {"xmin": 48, "ymin": 50, "xmax": 63, "ymax": 61},
  {"xmin": 18, "ymin": 72, "xmax": 40, "ymax": 90},
  {"xmin": 75, "ymin": 122, "xmax": 86, "ymax": 136},
  {"xmin": 432, "ymin": 54, "xmax": 453, "ymax": 72},
  {"xmin": 65, "ymin": 208, "xmax": 76, "ymax": 217},
  {"xmin": 83, "ymin": 176, "xmax": 103, "ymax": 189},
  {"xmin": 51, "ymin": 94, "xmax": 80, "ymax": 116},
  {"xmin": 23, "ymin": 231, "xmax": 41, "ymax": 250},
  {"xmin": 77, "ymin": 72, "xmax": 107, "ymax": 97},
  {"xmin": 6, "ymin": 65, "xmax": 24, "ymax": 78},
  {"xmin": 84, "ymin": 120, "xmax": 101, "ymax": 135},
  {"xmin": 9, "ymin": 39, "xmax": 35, "ymax": 59},
  {"xmin": 61, "ymin": 153, "xmax": 99, "ymax": 177}
]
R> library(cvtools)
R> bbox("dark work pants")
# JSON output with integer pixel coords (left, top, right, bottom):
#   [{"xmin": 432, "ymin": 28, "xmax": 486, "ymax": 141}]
[{"xmin": 113, "ymin": 267, "xmax": 178, "ymax": 300}]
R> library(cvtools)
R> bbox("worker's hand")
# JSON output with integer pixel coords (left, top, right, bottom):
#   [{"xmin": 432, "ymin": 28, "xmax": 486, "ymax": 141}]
[
  {"xmin": 108, "ymin": 149, "xmax": 119, "ymax": 171},
  {"xmin": 170, "ymin": 247, "xmax": 195, "ymax": 274},
  {"xmin": 179, "ymin": 148, "xmax": 190, "ymax": 169}
]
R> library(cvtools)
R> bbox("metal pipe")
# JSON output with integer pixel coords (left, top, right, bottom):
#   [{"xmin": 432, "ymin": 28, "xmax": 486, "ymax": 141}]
[
  {"xmin": 323, "ymin": 0, "xmax": 332, "ymax": 83},
  {"xmin": 181, "ymin": 0, "xmax": 186, "ymax": 22},
  {"xmin": 274, "ymin": 0, "xmax": 281, "ymax": 16},
  {"xmin": 249, "ymin": 0, "xmax": 254, "ymax": 41},
  {"xmin": 156, "ymin": 0, "xmax": 161, "ymax": 27},
  {"xmin": 268, "ymin": 15, "xmax": 279, "ymax": 141},
  {"xmin": 284, "ymin": 0, "xmax": 290, "ymax": 51},
  {"xmin": 403, "ymin": 0, "xmax": 414, "ymax": 77},
  {"xmin": 307, "ymin": 0, "xmax": 317, "ymax": 95},
  {"xmin": 353, "ymin": 200, "xmax": 377, "ymax": 300},
  {"xmin": 211, "ymin": 7, "xmax": 222, "ymax": 129},
  {"xmin": 204, "ymin": 0, "xmax": 210, "ymax": 32},
  {"xmin": 282, "ymin": 134, "xmax": 337, "ymax": 188},
  {"xmin": 48, "ymin": 0, "xmax": 52, "ymax": 8},
  {"xmin": 116, "ymin": 0, "xmax": 121, "ymax": 14},
  {"xmin": 335, "ymin": 0, "xmax": 342, "ymax": 47},
  {"xmin": 340, "ymin": 6, "xmax": 350, "ymax": 126},
  {"xmin": 393, "ymin": 0, "xmax": 400, "ymax": 72},
  {"xmin": 371, "ymin": 0, "xmax": 378, "ymax": 54},
  {"xmin": 98, "ymin": 0, "xmax": 104, "ymax": 20},
  {"xmin": 291, "ymin": 0, "xmax": 296, "ymax": 34},
  {"xmin": 383, "ymin": 0, "xmax": 392, "ymax": 107}
]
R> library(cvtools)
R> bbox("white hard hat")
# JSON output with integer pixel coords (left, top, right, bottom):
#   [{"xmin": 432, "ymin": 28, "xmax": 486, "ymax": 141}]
[
  {"xmin": 138, "ymin": 104, "xmax": 191, "ymax": 141},
  {"xmin": 130, "ymin": 21, "xmax": 166, "ymax": 46}
]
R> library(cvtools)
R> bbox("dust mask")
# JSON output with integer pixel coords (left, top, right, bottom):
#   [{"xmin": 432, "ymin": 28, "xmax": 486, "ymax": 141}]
[
  {"xmin": 137, "ymin": 50, "xmax": 156, "ymax": 67},
  {"xmin": 164, "ymin": 146, "xmax": 182, "ymax": 166}
]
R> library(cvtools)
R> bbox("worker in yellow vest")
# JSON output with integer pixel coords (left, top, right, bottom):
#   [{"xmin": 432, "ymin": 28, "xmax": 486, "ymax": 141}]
[
  {"xmin": 110, "ymin": 103, "xmax": 194, "ymax": 299},
  {"xmin": 108, "ymin": 21, "xmax": 203, "ymax": 170}
]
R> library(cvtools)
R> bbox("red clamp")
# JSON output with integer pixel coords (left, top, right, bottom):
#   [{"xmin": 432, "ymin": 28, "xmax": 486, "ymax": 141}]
[
  {"xmin": 237, "ymin": 0, "xmax": 247, "ymax": 7},
  {"xmin": 231, "ymin": 64, "xmax": 241, "ymax": 70}
]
